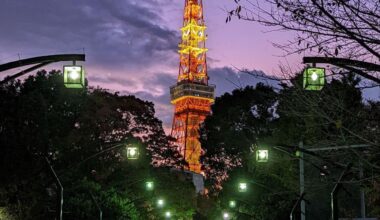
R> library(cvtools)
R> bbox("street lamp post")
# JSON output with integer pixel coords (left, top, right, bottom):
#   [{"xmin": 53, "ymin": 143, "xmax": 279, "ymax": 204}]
[
  {"xmin": 229, "ymin": 200, "xmax": 237, "ymax": 209},
  {"xmin": 89, "ymin": 192, "xmax": 102, "ymax": 220},
  {"xmin": 157, "ymin": 198, "xmax": 165, "ymax": 208},
  {"xmin": 45, "ymin": 157, "xmax": 63, "ymax": 220},
  {"xmin": 238, "ymin": 182, "xmax": 248, "ymax": 193},
  {"xmin": 126, "ymin": 146, "xmax": 139, "ymax": 160},
  {"xmin": 290, "ymin": 193, "xmax": 305, "ymax": 220},
  {"xmin": 303, "ymin": 56, "xmax": 380, "ymax": 84},
  {"xmin": 165, "ymin": 211, "xmax": 172, "ymax": 219},
  {"xmin": 331, "ymin": 163, "xmax": 353, "ymax": 220},
  {"xmin": 0, "ymin": 54, "xmax": 86, "ymax": 85},
  {"xmin": 223, "ymin": 211, "xmax": 230, "ymax": 220},
  {"xmin": 145, "ymin": 181, "xmax": 154, "ymax": 191},
  {"xmin": 298, "ymin": 142, "xmax": 306, "ymax": 220},
  {"xmin": 256, "ymin": 143, "xmax": 371, "ymax": 220},
  {"xmin": 256, "ymin": 149, "xmax": 269, "ymax": 163},
  {"xmin": 63, "ymin": 64, "xmax": 85, "ymax": 88},
  {"xmin": 303, "ymin": 67, "xmax": 325, "ymax": 91}
]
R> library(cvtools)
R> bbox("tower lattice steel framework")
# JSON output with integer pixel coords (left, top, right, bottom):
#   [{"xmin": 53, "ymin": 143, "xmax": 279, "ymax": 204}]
[{"xmin": 170, "ymin": 0, "xmax": 215, "ymax": 173}]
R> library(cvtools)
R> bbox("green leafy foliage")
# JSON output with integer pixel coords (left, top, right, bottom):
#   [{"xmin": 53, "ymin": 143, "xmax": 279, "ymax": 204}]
[
  {"xmin": 201, "ymin": 74, "xmax": 379, "ymax": 219},
  {"xmin": 200, "ymin": 83, "xmax": 278, "ymax": 185},
  {"xmin": 0, "ymin": 70, "xmax": 194, "ymax": 219}
]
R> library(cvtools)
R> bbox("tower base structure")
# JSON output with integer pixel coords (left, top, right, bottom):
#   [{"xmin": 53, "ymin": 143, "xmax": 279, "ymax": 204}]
[
  {"xmin": 170, "ymin": 0, "xmax": 214, "ymax": 174},
  {"xmin": 170, "ymin": 83, "xmax": 215, "ymax": 173}
]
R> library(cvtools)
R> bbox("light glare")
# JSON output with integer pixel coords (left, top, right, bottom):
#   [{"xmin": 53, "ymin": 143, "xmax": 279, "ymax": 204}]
[
  {"xmin": 146, "ymin": 181, "xmax": 154, "ymax": 190},
  {"xmin": 229, "ymin": 200, "xmax": 236, "ymax": 208},
  {"xmin": 126, "ymin": 146, "xmax": 139, "ymax": 159},
  {"xmin": 69, "ymin": 71, "xmax": 80, "ymax": 80},
  {"xmin": 223, "ymin": 212, "xmax": 230, "ymax": 219},
  {"xmin": 311, "ymin": 72, "xmax": 318, "ymax": 81},
  {"xmin": 238, "ymin": 182, "xmax": 247, "ymax": 192},
  {"xmin": 157, "ymin": 199, "xmax": 164, "ymax": 207},
  {"xmin": 258, "ymin": 150, "xmax": 267, "ymax": 159}
]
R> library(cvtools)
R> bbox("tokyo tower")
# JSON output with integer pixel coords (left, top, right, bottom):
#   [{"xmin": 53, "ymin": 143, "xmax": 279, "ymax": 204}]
[{"xmin": 170, "ymin": 0, "xmax": 215, "ymax": 173}]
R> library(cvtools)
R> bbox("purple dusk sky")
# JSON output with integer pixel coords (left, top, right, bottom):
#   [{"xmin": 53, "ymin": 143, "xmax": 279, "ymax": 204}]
[{"xmin": 0, "ymin": 0, "xmax": 378, "ymax": 131}]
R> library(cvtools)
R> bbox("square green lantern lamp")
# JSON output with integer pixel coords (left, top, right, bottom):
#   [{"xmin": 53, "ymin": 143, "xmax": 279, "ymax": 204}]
[
  {"xmin": 238, "ymin": 182, "xmax": 247, "ymax": 192},
  {"xmin": 126, "ymin": 146, "xmax": 139, "ymax": 160},
  {"xmin": 256, "ymin": 149, "xmax": 269, "ymax": 163},
  {"xmin": 229, "ymin": 200, "xmax": 237, "ymax": 208},
  {"xmin": 157, "ymin": 198, "xmax": 165, "ymax": 208},
  {"xmin": 303, "ymin": 67, "xmax": 325, "ymax": 90},
  {"xmin": 145, "ymin": 181, "xmax": 154, "ymax": 191},
  {"xmin": 64, "ymin": 65, "xmax": 85, "ymax": 88},
  {"xmin": 165, "ymin": 211, "xmax": 172, "ymax": 219}
]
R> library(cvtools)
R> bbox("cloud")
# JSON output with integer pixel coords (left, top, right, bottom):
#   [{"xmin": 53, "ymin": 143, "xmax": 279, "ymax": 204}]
[
  {"xmin": 0, "ymin": 0, "xmax": 179, "ymax": 70},
  {"xmin": 208, "ymin": 67, "xmax": 280, "ymax": 96},
  {"xmin": 101, "ymin": 67, "xmax": 279, "ymax": 132},
  {"xmin": 0, "ymin": 0, "xmax": 283, "ymax": 133}
]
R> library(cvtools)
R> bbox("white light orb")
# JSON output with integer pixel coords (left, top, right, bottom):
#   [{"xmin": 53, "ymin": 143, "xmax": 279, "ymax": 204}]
[
  {"xmin": 69, "ymin": 71, "xmax": 80, "ymax": 80},
  {"xmin": 311, "ymin": 72, "xmax": 319, "ymax": 81},
  {"xmin": 223, "ymin": 212, "xmax": 230, "ymax": 219},
  {"xmin": 129, "ymin": 148, "xmax": 137, "ymax": 156},
  {"xmin": 157, "ymin": 199, "xmax": 164, "ymax": 207},
  {"xmin": 259, "ymin": 150, "xmax": 268, "ymax": 159}
]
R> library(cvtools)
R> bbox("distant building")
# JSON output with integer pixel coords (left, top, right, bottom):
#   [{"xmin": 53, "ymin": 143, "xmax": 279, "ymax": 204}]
[{"xmin": 170, "ymin": 168, "xmax": 205, "ymax": 193}]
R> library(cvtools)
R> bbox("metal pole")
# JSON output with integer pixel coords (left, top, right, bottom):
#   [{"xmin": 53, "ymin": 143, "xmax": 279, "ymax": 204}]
[
  {"xmin": 90, "ymin": 192, "xmax": 103, "ymax": 220},
  {"xmin": 330, "ymin": 163, "xmax": 352, "ymax": 220},
  {"xmin": 299, "ymin": 141, "xmax": 306, "ymax": 220},
  {"xmin": 45, "ymin": 157, "xmax": 63, "ymax": 220},
  {"xmin": 359, "ymin": 161, "xmax": 366, "ymax": 218},
  {"xmin": 290, "ymin": 193, "xmax": 305, "ymax": 220},
  {"xmin": 331, "ymin": 189, "xmax": 338, "ymax": 220}
]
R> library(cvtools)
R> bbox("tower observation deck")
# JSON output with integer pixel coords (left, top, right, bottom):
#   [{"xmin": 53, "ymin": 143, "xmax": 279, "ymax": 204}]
[{"xmin": 170, "ymin": 0, "xmax": 215, "ymax": 173}]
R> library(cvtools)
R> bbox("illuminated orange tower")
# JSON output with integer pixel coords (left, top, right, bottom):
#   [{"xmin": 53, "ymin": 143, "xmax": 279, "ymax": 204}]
[{"xmin": 170, "ymin": 0, "xmax": 215, "ymax": 173}]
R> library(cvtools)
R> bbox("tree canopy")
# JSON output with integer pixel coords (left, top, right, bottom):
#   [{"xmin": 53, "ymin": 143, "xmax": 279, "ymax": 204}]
[
  {"xmin": 200, "ymin": 73, "xmax": 380, "ymax": 219},
  {"xmin": 0, "ymin": 70, "xmax": 195, "ymax": 219},
  {"xmin": 227, "ymin": 0, "xmax": 380, "ymax": 84}
]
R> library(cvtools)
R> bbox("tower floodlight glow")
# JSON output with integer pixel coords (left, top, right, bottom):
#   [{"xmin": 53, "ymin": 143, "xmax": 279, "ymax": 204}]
[
  {"xmin": 170, "ymin": 0, "xmax": 215, "ymax": 173},
  {"xmin": 303, "ymin": 67, "xmax": 325, "ymax": 90},
  {"xmin": 64, "ymin": 65, "xmax": 85, "ymax": 88},
  {"xmin": 256, "ymin": 149, "xmax": 269, "ymax": 162},
  {"xmin": 126, "ymin": 146, "xmax": 139, "ymax": 160}
]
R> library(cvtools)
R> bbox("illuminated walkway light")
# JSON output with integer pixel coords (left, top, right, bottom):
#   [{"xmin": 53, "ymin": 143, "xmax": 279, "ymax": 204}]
[
  {"xmin": 64, "ymin": 65, "xmax": 85, "ymax": 88},
  {"xmin": 238, "ymin": 182, "xmax": 247, "ymax": 192},
  {"xmin": 256, "ymin": 149, "xmax": 269, "ymax": 162},
  {"xmin": 126, "ymin": 146, "xmax": 139, "ymax": 160},
  {"xmin": 303, "ymin": 67, "xmax": 325, "ymax": 90}
]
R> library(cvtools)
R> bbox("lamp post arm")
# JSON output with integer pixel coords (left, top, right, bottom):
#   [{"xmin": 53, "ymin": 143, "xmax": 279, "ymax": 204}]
[
  {"xmin": 75, "ymin": 143, "xmax": 124, "ymax": 168},
  {"xmin": 89, "ymin": 192, "xmax": 102, "ymax": 220},
  {"xmin": 303, "ymin": 56, "xmax": 380, "ymax": 84},
  {"xmin": 303, "ymin": 57, "xmax": 380, "ymax": 72},
  {"xmin": 0, "ymin": 54, "xmax": 86, "ymax": 85},
  {"xmin": 290, "ymin": 192, "xmax": 306, "ymax": 220}
]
